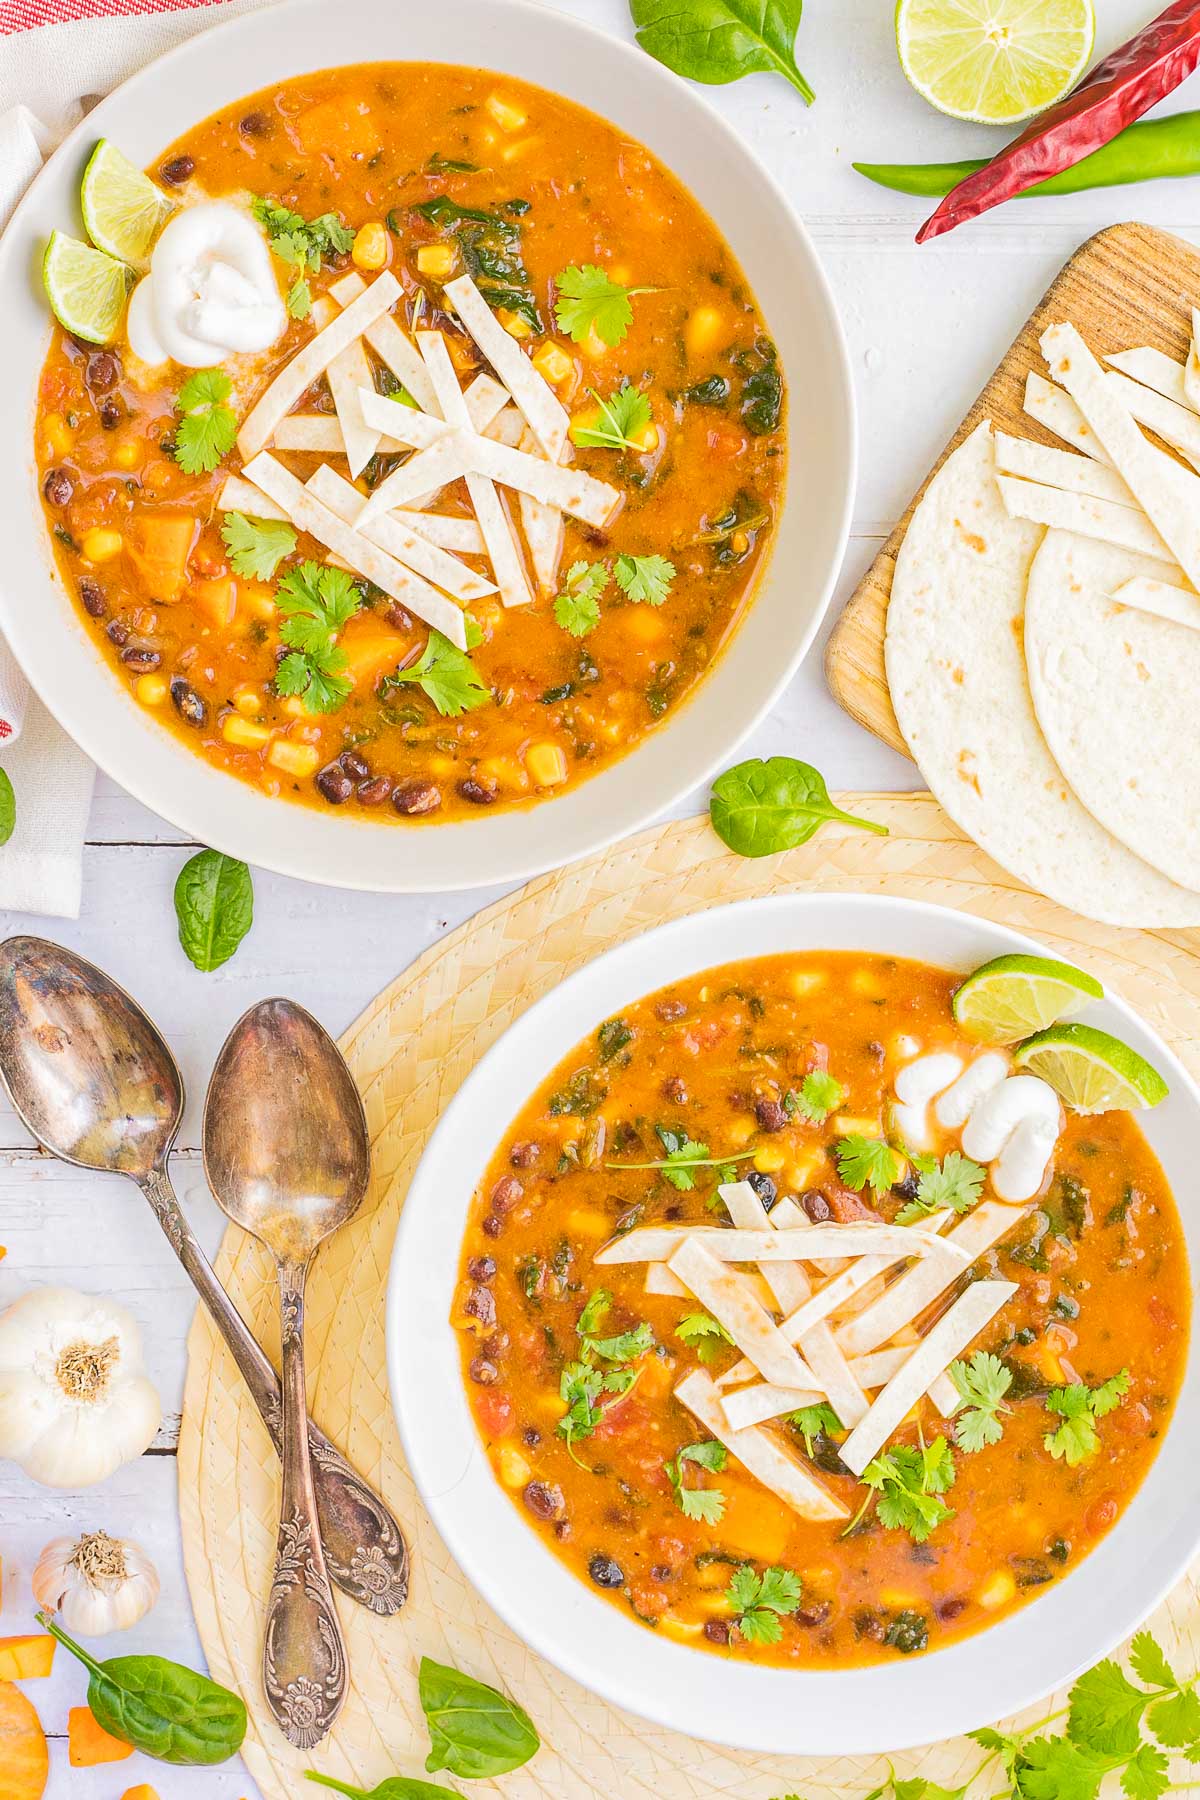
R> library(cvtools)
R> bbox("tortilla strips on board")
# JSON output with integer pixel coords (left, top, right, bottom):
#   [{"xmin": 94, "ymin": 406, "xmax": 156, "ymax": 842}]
[
  {"xmin": 240, "ymin": 451, "xmax": 469, "ymax": 647},
  {"xmin": 1107, "ymin": 367, "xmax": 1200, "ymax": 475},
  {"xmin": 668, "ymin": 1237, "xmax": 819, "ymax": 1389},
  {"xmin": 835, "ymin": 1200, "xmax": 1028, "ymax": 1359},
  {"xmin": 306, "ymin": 464, "xmax": 495, "ymax": 603},
  {"xmin": 329, "ymin": 269, "xmax": 440, "ymax": 413},
  {"xmin": 1188, "ymin": 309, "xmax": 1200, "ymax": 413},
  {"xmin": 1106, "ymin": 347, "xmax": 1195, "ymax": 413},
  {"xmin": 1024, "ymin": 373, "xmax": 1114, "ymax": 466},
  {"xmin": 992, "ymin": 430, "xmax": 1137, "ymax": 507},
  {"xmin": 238, "ymin": 271, "xmax": 401, "ymax": 459},
  {"xmin": 997, "ymin": 476, "xmax": 1173, "ymax": 562},
  {"xmin": 327, "ymin": 337, "xmax": 380, "ymax": 478},
  {"xmin": 444, "ymin": 272, "xmax": 570, "ymax": 458},
  {"xmin": 838, "ymin": 1281, "xmax": 1017, "ymax": 1478},
  {"xmin": 595, "ymin": 1222, "xmax": 955, "ymax": 1265},
  {"xmin": 675, "ymin": 1369, "xmax": 848, "ymax": 1523}
]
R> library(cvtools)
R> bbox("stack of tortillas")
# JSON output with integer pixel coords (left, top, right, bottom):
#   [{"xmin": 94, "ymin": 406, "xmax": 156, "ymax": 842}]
[{"xmin": 885, "ymin": 314, "xmax": 1200, "ymax": 929}]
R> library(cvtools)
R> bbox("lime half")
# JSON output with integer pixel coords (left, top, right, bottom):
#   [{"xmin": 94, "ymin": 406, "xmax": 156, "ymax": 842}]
[
  {"xmin": 952, "ymin": 952, "xmax": 1103, "ymax": 1044},
  {"xmin": 1013, "ymin": 1023, "xmax": 1168, "ymax": 1114},
  {"xmin": 42, "ymin": 232, "xmax": 132, "ymax": 344},
  {"xmin": 81, "ymin": 140, "xmax": 173, "ymax": 268},
  {"xmin": 896, "ymin": 0, "xmax": 1095, "ymax": 125}
]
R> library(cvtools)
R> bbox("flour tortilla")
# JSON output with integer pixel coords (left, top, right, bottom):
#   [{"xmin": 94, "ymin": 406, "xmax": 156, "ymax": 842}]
[
  {"xmin": 1025, "ymin": 530, "xmax": 1200, "ymax": 893},
  {"xmin": 885, "ymin": 421, "xmax": 1200, "ymax": 927}
]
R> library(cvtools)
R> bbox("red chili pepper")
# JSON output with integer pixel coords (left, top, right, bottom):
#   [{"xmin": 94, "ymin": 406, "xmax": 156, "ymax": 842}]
[{"xmin": 918, "ymin": 0, "xmax": 1200, "ymax": 242}]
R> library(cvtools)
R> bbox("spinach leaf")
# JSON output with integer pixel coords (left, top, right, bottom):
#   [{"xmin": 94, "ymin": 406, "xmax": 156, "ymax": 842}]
[
  {"xmin": 174, "ymin": 848, "xmax": 254, "ymax": 972},
  {"xmin": 742, "ymin": 362, "xmax": 783, "ymax": 434},
  {"xmin": 629, "ymin": 0, "xmax": 814, "ymax": 103},
  {"xmin": 0, "ymin": 768, "xmax": 15, "ymax": 845},
  {"xmin": 710, "ymin": 757, "xmax": 888, "ymax": 858},
  {"xmin": 307, "ymin": 1773, "xmax": 455, "ymax": 1799},
  {"xmin": 39, "ymin": 1613, "xmax": 246, "ymax": 1765},
  {"xmin": 418, "ymin": 1656, "xmax": 539, "ymax": 1779}
]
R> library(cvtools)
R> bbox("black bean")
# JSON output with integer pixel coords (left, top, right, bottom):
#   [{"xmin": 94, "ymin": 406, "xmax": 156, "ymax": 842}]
[
  {"xmin": 463, "ymin": 1285, "xmax": 496, "ymax": 1327},
  {"xmin": 800, "ymin": 1189, "xmax": 832, "ymax": 1223},
  {"xmin": 935, "ymin": 1596, "xmax": 968, "ymax": 1622},
  {"xmin": 662, "ymin": 1076, "xmax": 688, "ymax": 1104},
  {"xmin": 78, "ymin": 577, "xmax": 106, "ymax": 618},
  {"xmin": 755, "ymin": 1097, "xmax": 786, "ymax": 1133},
  {"xmin": 650, "ymin": 1563, "xmax": 674, "ymax": 1582},
  {"xmin": 467, "ymin": 1255, "xmax": 496, "ymax": 1283},
  {"xmin": 357, "ymin": 776, "xmax": 392, "ymax": 805},
  {"xmin": 797, "ymin": 1600, "xmax": 832, "ymax": 1627},
  {"xmin": 481, "ymin": 1214, "xmax": 502, "ymax": 1238},
  {"xmin": 468, "ymin": 1357, "xmax": 498, "ymax": 1385},
  {"xmin": 588, "ymin": 1554, "xmax": 624, "ymax": 1588},
  {"xmin": 239, "ymin": 111, "xmax": 271, "ymax": 137},
  {"xmin": 747, "ymin": 1170, "xmax": 777, "ymax": 1210},
  {"xmin": 480, "ymin": 1330, "xmax": 508, "ymax": 1358},
  {"xmin": 523, "ymin": 1480, "xmax": 565, "ymax": 1521},
  {"xmin": 703, "ymin": 1619, "xmax": 731, "ymax": 1645},
  {"xmin": 170, "ymin": 677, "xmax": 208, "ymax": 728},
  {"xmin": 384, "ymin": 601, "xmax": 413, "ymax": 631},
  {"xmin": 121, "ymin": 645, "xmax": 160, "ymax": 671},
  {"xmin": 106, "ymin": 619, "xmax": 130, "ymax": 647},
  {"xmin": 554, "ymin": 1519, "xmax": 572, "ymax": 1541},
  {"xmin": 98, "ymin": 398, "xmax": 122, "ymax": 431},
  {"xmin": 43, "ymin": 468, "xmax": 73, "ymax": 506},
  {"xmin": 490, "ymin": 1175, "xmax": 523, "ymax": 1213},
  {"xmin": 459, "ymin": 776, "xmax": 497, "ymax": 806},
  {"xmin": 510, "ymin": 1141, "xmax": 540, "ymax": 1169},
  {"xmin": 85, "ymin": 351, "xmax": 120, "ymax": 394},
  {"xmin": 522, "ymin": 1425, "xmax": 542, "ymax": 1448},
  {"xmin": 316, "ymin": 763, "xmax": 354, "ymax": 805},
  {"xmin": 655, "ymin": 998, "xmax": 687, "ymax": 1022},
  {"xmin": 891, "ymin": 1170, "xmax": 920, "ymax": 1203},
  {"xmin": 339, "ymin": 748, "xmax": 370, "ymax": 781},
  {"xmin": 392, "ymin": 778, "xmax": 442, "ymax": 816},
  {"xmin": 159, "ymin": 154, "xmax": 196, "ymax": 185}
]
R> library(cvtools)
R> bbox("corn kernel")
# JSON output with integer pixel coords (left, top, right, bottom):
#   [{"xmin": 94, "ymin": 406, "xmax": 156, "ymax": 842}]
[
  {"xmin": 881, "ymin": 1588, "xmax": 921, "ymax": 1610},
  {"xmin": 222, "ymin": 716, "xmax": 271, "ymax": 749},
  {"xmin": 309, "ymin": 296, "xmax": 339, "ymax": 330},
  {"xmin": 790, "ymin": 970, "xmax": 825, "ymax": 996},
  {"xmin": 268, "ymin": 739, "xmax": 321, "ymax": 777},
  {"xmin": 978, "ymin": 1571, "xmax": 1016, "ymax": 1610},
  {"xmin": 416, "ymin": 242, "xmax": 458, "ymax": 280},
  {"xmin": 497, "ymin": 308, "xmax": 532, "ymax": 339},
  {"xmin": 726, "ymin": 1116, "xmax": 755, "ymax": 1148},
  {"xmin": 485, "ymin": 93, "xmax": 527, "ymax": 131},
  {"xmin": 135, "ymin": 674, "xmax": 167, "ymax": 707},
  {"xmin": 497, "ymin": 1446, "xmax": 531, "ymax": 1488},
  {"xmin": 42, "ymin": 412, "xmax": 74, "ymax": 460},
  {"xmin": 233, "ymin": 686, "xmax": 261, "ymax": 717},
  {"xmin": 81, "ymin": 528, "xmax": 123, "ymax": 563},
  {"xmin": 609, "ymin": 264, "xmax": 633, "ymax": 285},
  {"xmin": 280, "ymin": 696, "xmax": 308, "ymax": 719},
  {"xmin": 428, "ymin": 753, "xmax": 456, "ymax": 776},
  {"xmin": 753, "ymin": 1146, "xmax": 786, "ymax": 1174},
  {"xmin": 112, "ymin": 441, "xmax": 141, "ymax": 470},
  {"xmin": 351, "ymin": 222, "xmax": 389, "ymax": 271},
  {"xmin": 500, "ymin": 136, "xmax": 539, "ymax": 163},
  {"xmin": 531, "ymin": 341, "xmax": 574, "ymax": 386},
  {"xmin": 525, "ymin": 742, "xmax": 568, "ymax": 788},
  {"xmin": 660, "ymin": 1615, "xmax": 705, "ymax": 1643},
  {"xmin": 566, "ymin": 1208, "xmax": 610, "ymax": 1238},
  {"xmin": 629, "ymin": 419, "xmax": 659, "ymax": 454},
  {"xmin": 581, "ymin": 322, "xmax": 608, "ymax": 361},
  {"xmin": 685, "ymin": 305, "xmax": 727, "ymax": 357},
  {"xmin": 624, "ymin": 607, "xmax": 665, "ymax": 643},
  {"xmin": 832, "ymin": 1114, "xmax": 880, "ymax": 1136},
  {"xmin": 785, "ymin": 1153, "xmax": 821, "ymax": 1190},
  {"xmin": 731, "ymin": 530, "xmax": 749, "ymax": 554}
]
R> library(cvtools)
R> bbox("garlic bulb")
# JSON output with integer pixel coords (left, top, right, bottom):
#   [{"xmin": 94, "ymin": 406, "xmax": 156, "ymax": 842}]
[
  {"xmin": 0, "ymin": 1287, "xmax": 162, "ymax": 1488},
  {"xmin": 33, "ymin": 1531, "xmax": 159, "ymax": 1635}
]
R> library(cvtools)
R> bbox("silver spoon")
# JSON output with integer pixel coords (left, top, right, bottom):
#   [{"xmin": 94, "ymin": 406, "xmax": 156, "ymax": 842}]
[
  {"xmin": 0, "ymin": 936, "xmax": 408, "ymax": 1623},
  {"xmin": 204, "ymin": 998, "xmax": 367, "ymax": 1749}
]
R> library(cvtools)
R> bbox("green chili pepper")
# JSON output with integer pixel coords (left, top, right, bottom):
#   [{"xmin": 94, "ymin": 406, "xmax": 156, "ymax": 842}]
[{"xmin": 854, "ymin": 111, "xmax": 1200, "ymax": 200}]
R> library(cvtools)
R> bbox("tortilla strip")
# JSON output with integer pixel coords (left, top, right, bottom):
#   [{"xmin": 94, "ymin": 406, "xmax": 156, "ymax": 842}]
[
  {"xmin": 1112, "ymin": 576, "xmax": 1200, "ymax": 631},
  {"xmin": 928, "ymin": 1371, "xmax": 960, "ymax": 1417},
  {"xmin": 328, "ymin": 337, "xmax": 380, "ymax": 478},
  {"xmin": 1108, "ymin": 367, "xmax": 1200, "ymax": 476},
  {"xmin": 751, "ymin": 1191, "xmax": 868, "ymax": 1426},
  {"xmin": 993, "ymin": 430, "xmax": 1137, "ymax": 507},
  {"xmin": 329, "ymin": 268, "xmax": 440, "ymax": 414},
  {"xmin": 272, "ymin": 416, "xmax": 350, "ymax": 453},
  {"xmin": 1188, "ymin": 309, "xmax": 1200, "ymax": 413},
  {"xmin": 238, "ymin": 271, "xmax": 401, "ymax": 459},
  {"xmin": 720, "ymin": 1343, "xmax": 948, "ymax": 1431},
  {"xmin": 240, "ymin": 451, "xmax": 469, "ymax": 647},
  {"xmin": 771, "ymin": 1195, "xmax": 847, "ymax": 1276},
  {"xmin": 835, "ymin": 1201, "xmax": 1028, "ymax": 1359},
  {"xmin": 488, "ymin": 408, "xmax": 566, "ymax": 593},
  {"xmin": 595, "ymin": 1223, "xmax": 959, "ymax": 1265},
  {"xmin": 357, "ymin": 390, "xmax": 453, "ymax": 450},
  {"xmin": 668, "ymin": 1238, "xmax": 818, "ymax": 1389},
  {"xmin": 461, "ymin": 433, "xmax": 620, "ymax": 528},
  {"xmin": 217, "ymin": 473, "xmax": 290, "ymax": 523},
  {"xmin": 644, "ymin": 1263, "xmax": 689, "ymax": 1298},
  {"xmin": 306, "ymin": 464, "xmax": 495, "ymax": 602},
  {"xmin": 1024, "ymin": 373, "xmax": 1115, "ymax": 467},
  {"xmin": 444, "ymin": 272, "xmax": 569, "ymax": 458},
  {"xmin": 997, "ymin": 475, "xmax": 1173, "ymax": 562},
  {"xmin": 675, "ymin": 1369, "xmax": 847, "ymax": 1522},
  {"xmin": 1106, "ymin": 346, "xmax": 1195, "ymax": 413},
  {"xmin": 838, "ymin": 1280, "xmax": 1017, "ymax": 1477},
  {"xmin": 351, "ymin": 434, "xmax": 471, "ymax": 514}
]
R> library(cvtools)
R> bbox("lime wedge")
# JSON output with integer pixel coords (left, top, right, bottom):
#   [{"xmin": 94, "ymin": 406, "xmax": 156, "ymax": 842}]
[
  {"xmin": 952, "ymin": 952, "xmax": 1103, "ymax": 1044},
  {"xmin": 80, "ymin": 140, "xmax": 172, "ymax": 268},
  {"xmin": 895, "ymin": 0, "xmax": 1095, "ymax": 124},
  {"xmin": 1013, "ymin": 1023, "xmax": 1168, "ymax": 1114},
  {"xmin": 42, "ymin": 232, "xmax": 132, "ymax": 345}
]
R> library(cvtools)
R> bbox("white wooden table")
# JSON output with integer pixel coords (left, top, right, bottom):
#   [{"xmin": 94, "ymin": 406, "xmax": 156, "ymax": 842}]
[{"xmin": 3, "ymin": 1, "xmax": 1192, "ymax": 1789}]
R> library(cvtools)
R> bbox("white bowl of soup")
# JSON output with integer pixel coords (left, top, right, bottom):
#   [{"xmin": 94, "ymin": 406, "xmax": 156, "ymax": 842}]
[
  {"xmin": 0, "ymin": 0, "xmax": 854, "ymax": 892},
  {"xmin": 387, "ymin": 894, "xmax": 1198, "ymax": 1754}
]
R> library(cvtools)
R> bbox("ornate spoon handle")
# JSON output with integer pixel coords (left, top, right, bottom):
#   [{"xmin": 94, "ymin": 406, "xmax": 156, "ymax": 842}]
[
  {"xmin": 141, "ymin": 1164, "xmax": 409, "ymax": 1615},
  {"xmin": 263, "ymin": 1262, "xmax": 347, "ymax": 1750}
]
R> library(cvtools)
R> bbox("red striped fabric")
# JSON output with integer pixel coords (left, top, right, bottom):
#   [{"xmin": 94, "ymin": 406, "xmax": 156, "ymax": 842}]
[{"xmin": 1, "ymin": 0, "xmax": 229, "ymax": 34}]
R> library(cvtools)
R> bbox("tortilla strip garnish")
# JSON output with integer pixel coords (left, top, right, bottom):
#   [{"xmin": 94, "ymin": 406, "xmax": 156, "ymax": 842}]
[
  {"xmin": 993, "ymin": 430, "xmax": 1137, "ymax": 507},
  {"xmin": 488, "ymin": 407, "xmax": 566, "ymax": 594},
  {"xmin": 328, "ymin": 336, "xmax": 380, "ymax": 478},
  {"xmin": 595, "ymin": 1223, "xmax": 959, "ymax": 1265},
  {"xmin": 838, "ymin": 1280, "xmax": 1017, "ymax": 1478},
  {"xmin": 674, "ymin": 1369, "xmax": 848, "ymax": 1523},
  {"xmin": 1111, "ymin": 577, "xmax": 1200, "ymax": 631},
  {"xmin": 750, "ymin": 1190, "xmax": 869, "ymax": 1426},
  {"xmin": 644, "ymin": 1263, "xmax": 689, "ymax": 1297},
  {"xmin": 328, "ymin": 268, "xmax": 441, "ymax": 414},
  {"xmin": 719, "ymin": 1345, "xmax": 944, "ymax": 1431},
  {"xmin": 459, "ymin": 433, "xmax": 620, "ymax": 528},
  {"xmin": 443, "ymin": 272, "xmax": 570, "ymax": 458},
  {"xmin": 997, "ymin": 475, "xmax": 1174, "ymax": 562},
  {"xmin": 238, "ymin": 271, "xmax": 401, "ymax": 459},
  {"xmin": 835, "ymin": 1200, "xmax": 1028, "ymax": 1359},
  {"xmin": 240, "ymin": 451, "xmax": 470, "ymax": 647},
  {"xmin": 306, "ymin": 464, "xmax": 495, "ymax": 602},
  {"xmin": 217, "ymin": 473, "xmax": 289, "ymax": 523},
  {"xmin": 668, "ymin": 1237, "xmax": 819, "ymax": 1388}
]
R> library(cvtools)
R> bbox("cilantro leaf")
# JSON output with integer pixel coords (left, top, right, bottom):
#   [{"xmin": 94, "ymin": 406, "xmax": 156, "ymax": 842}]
[
  {"xmin": 587, "ymin": 1321, "xmax": 655, "ymax": 1364},
  {"xmin": 896, "ymin": 1149, "xmax": 986, "ymax": 1225},
  {"xmin": 553, "ymin": 263, "xmax": 653, "ymax": 347},
  {"xmin": 666, "ymin": 1439, "xmax": 728, "ymax": 1522},
  {"xmin": 220, "ymin": 511, "xmax": 297, "ymax": 581},
  {"xmin": 577, "ymin": 1289, "xmax": 611, "ymax": 1338},
  {"xmin": 725, "ymin": 1564, "xmax": 802, "ymax": 1645},
  {"xmin": 570, "ymin": 383, "xmax": 653, "ymax": 453},
  {"xmin": 1130, "ymin": 1634, "xmax": 1179, "ymax": 1692},
  {"xmin": 172, "ymin": 368, "xmax": 237, "ymax": 476},
  {"xmin": 381, "ymin": 628, "xmax": 490, "ymax": 717},
  {"xmin": 287, "ymin": 278, "xmax": 312, "ymax": 319},
  {"xmin": 1017, "ymin": 1735, "xmax": 1107, "ymax": 1800},
  {"xmin": 604, "ymin": 1124, "xmax": 753, "ymax": 1187},
  {"xmin": 785, "ymin": 1070, "xmax": 845, "ymax": 1125},
  {"xmin": 835, "ymin": 1134, "xmax": 903, "ymax": 1198},
  {"xmin": 253, "ymin": 196, "xmax": 353, "ymax": 286},
  {"xmin": 789, "ymin": 1401, "xmax": 842, "ymax": 1456},
  {"xmin": 676, "ymin": 1312, "xmax": 733, "ymax": 1365},
  {"xmin": 614, "ymin": 553, "xmax": 676, "ymax": 607},
  {"xmin": 553, "ymin": 560, "xmax": 609, "ymax": 637},
  {"xmin": 1069, "ymin": 1660, "xmax": 1150, "ymax": 1757},
  {"xmin": 271, "ymin": 562, "xmax": 364, "ymax": 714},
  {"xmin": 949, "ymin": 1350, "xmax": 1012, "ymax": 1453},
  {"xmin": 860, "ymin": 1439, "xmax": 956, "ymax": 1543},
  {"xmin": 1044, "ymin": 1370, "xmax": 1130, "ymax": 1466},
  {"xmin": 1121, "ymin": 1743, "xmax": 1170, "ymax": 1800},
  {"xmin": 1147, "ymin": 1690, "xmax": 1200, "ymax": 1750}
]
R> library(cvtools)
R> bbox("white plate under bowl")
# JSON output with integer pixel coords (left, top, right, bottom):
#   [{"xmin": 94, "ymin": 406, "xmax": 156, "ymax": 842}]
[
  {"xmin": 387, "ymin": 893, "xmax": 1200, "ymax": 1755},
  {"xmin": 0, "ymin": 0, "xmax": 855, "ymax": 893}
]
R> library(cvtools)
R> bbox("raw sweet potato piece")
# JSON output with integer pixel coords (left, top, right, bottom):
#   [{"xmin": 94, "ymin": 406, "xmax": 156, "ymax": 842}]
[
  {"xmin": 0, "ymin": 1680, "xmax": 49, "ymax": 1800},
  {"xmin": 0, "ymin": 1638, "xmax": 55, "ymax": 1681},
  {"xmin": 68, "ymin": 1705, "xmax": 133, "ymax": 1766}
]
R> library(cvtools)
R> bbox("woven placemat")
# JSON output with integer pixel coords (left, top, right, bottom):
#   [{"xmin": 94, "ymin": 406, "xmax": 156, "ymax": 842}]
[{"xmin": 178, "ymin": 800, "xmax": 1200, "ymax": 1799}]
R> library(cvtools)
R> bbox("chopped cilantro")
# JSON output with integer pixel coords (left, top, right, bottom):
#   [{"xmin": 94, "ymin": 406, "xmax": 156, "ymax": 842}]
[
  {"xmin": 895, "ymin": 1149, "xmax": 987, "ymax": 1225},
  {"xmin": 784, "ymin": 1070, "xmax": 845, "ymax": 1125},
  {"xmin": 605, "ymin": 1125, "xmax": 754, "ymax": 1189},
  {"xmin": 172, "ymin": 369, "xmax": 237, "ymax": 476},
  {"xmin": 725, "ymin": 1564, "xmax": 802, "ymax": 1645},
  {"xmin": 570, "ymin": 383, "xmax": 653, "ymax": 453},
  {"xmin": 949, "ymin": 1350, "xmax": 1012, "ymax": 1453},
  {"xmin": 855, "ymin": 1437, "xmax": 956, "ymax": 1543},
  {"xmin": 1044, "ymin": 1369, "xmax": 1131, "ymax": 1466},
  {"xmin": 273, "ymin": 562, "xmax": 362, "ymax": 714},
  {"xmin": 835, "ymin": 1134, "xmax": 904, "ymax": 1198},
  {"xmin": 553, "ymin": 560, "xmax": 609, "ymax": 637},
  {"xmin": 676, "ymin": 1312, "xmax": 733, "ymax": 1366},
  {"xmin": 220, "ymin": 512, "xmax": 297, "ymax": 581},
  {"xmin": 553, "ymin": 263, "xmax": 654, "ymax": 348},
  {"xmin": 665, "ymin": 1439, "xmax": 727, "ymax": 1522},
  {"xmin": 789, "ymin": 1401, "xmax": 843, "ymax": 1457},
  {"xmin": 613, "ymin": 552, "xmax": 676, "ymax": 607},
  {"xmin": 379, "ymin": 622, "xmax": 489, "ymax": 717}
]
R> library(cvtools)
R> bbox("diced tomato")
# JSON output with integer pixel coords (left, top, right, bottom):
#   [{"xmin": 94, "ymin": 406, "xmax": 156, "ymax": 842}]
[
  {"xmin": 474, "ymin": 1390, "xmax": 514, "ymax": 1439},
  {"xmin": 706, "ymin": 423, "xmax": 747, "ymax": 458},
  {"xmin": 593, "ymin": 1395, "xmax": 650, "ymax": 1440},
  {"xmin": 1085, "ymin": 1494, "xmax": 1119, "ymax": 1536},
  {"xmin": 628, "ymin": 1580, "xmax": 670, "ymax": 1620}
]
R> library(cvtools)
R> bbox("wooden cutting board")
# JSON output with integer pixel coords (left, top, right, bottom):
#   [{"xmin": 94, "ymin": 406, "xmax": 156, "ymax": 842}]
[{"xmin": 824, "ymin": 220, "xmax": 1200, "ymax": 756}]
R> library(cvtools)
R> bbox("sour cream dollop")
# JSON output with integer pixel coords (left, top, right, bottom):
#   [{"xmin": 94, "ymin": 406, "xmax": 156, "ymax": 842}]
[
  {"xmin": 127, "ymin": 202, "xmax": 285, "ymax": 368},
  {"xmin": 894, "ymin": 1050, "xmax": 1062, "ymax": 1203}
]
